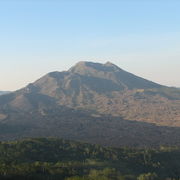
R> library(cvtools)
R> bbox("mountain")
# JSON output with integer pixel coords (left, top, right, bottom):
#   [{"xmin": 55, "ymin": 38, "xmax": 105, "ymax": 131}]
[
  {"xmin": 0, "ymin": 91, "xmax": 10, "ymax": 95},
  {"xmin": 15, "ymin": 61, "xmax": 180, "ymax": 126},
  {"xmin": 0, "ymin": 61, "xmax": 180, "ymax": 147}
]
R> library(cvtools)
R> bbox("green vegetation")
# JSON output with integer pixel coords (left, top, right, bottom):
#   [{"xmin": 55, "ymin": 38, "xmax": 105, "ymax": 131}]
[{"xmin": 0, "ymin": 138, "xmax": 179, "ymax": 179}]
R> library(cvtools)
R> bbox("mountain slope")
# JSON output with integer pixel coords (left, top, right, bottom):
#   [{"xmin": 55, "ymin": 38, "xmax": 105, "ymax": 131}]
[
  {"xmin": 11, "ymin": 61, "xmax": 180, "ymax": 126},
  {"xmin": 0, "ymin": 61, "xmax": 180, "ymax": 147},
  {"xmin": 1, "ymin": 106, "xmax": 180, "ymax": 147}
]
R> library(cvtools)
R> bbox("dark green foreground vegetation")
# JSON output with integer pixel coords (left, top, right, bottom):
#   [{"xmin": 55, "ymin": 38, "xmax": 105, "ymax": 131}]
[{"xmin": 0, "ymin": 138, "xmax": 179, "ymax": 180}]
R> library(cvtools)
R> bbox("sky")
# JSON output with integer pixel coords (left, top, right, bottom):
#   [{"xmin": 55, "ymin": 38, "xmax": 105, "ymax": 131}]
[{"xmin": 0, "ymin": 0, "xmax": 180, "ymax": 91}]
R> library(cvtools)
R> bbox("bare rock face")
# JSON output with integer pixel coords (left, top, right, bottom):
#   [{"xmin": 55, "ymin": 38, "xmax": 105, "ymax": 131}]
[{"xmin": 0, "ymin": 61, "xmax": 180, "ymax": 147}]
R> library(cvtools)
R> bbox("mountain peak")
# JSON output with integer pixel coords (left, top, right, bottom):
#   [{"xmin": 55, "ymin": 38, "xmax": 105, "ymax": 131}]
[
  {"xmin": 105, "ymin": 61, "xmax": 116, "ymax": 67},
  {"xmin": 74, "ymin": 61, "xmax": 119, "ymax": 68},
  {"xmin": 74, "ymin": 61, "xmax": 88, "ymax": 67},
  {"xmin": 69, "ymin": 61, "xmax": 122, "ymax": 75},
  {"xmin": 72, "ymin": 61, "xmax": 103, "ymax": 68},
  {"xmin": 104, "ymin": 61, "xmax": 122, "ymax": 71}
]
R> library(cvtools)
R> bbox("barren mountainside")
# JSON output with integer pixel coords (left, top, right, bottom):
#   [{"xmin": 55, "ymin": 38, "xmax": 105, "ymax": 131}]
[
  {"xmin": 0, "ymin": 61, "xmax": 180, "ymax": 147},
  {"xmin": 10, "ymin": 61, "xmax": 180, "ymax": 126}
]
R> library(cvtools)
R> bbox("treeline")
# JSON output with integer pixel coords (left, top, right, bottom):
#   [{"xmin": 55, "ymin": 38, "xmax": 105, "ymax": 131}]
[{"xmin": 0, "ymin": 138, "xmax": 179, "ymax": 180}]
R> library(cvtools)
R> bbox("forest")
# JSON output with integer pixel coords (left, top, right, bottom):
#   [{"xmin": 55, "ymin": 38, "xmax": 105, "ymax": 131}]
[{"xmin": 0, "ymin": 138, "xmax": 179, "ymax": 180}]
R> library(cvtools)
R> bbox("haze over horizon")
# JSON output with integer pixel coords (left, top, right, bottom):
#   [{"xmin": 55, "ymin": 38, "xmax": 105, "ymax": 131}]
[{"xmin": 0, "ymin": 1, "xmax": 180, "ymax": 90}]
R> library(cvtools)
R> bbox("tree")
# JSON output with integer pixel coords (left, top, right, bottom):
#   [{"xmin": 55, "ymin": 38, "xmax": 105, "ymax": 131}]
[{"xmin": 137, "ymin": 173, "xmax": 158, "ymax": 180}]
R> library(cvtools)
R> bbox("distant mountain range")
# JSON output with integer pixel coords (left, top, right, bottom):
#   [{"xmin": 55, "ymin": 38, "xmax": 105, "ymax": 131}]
[
  {"xmin": 0, "ymin": 61, "xmax": 180, "ymax": 147},
  {"xmin": 0, "ymin": 91, "xmax": 10, "ymax": 95}
]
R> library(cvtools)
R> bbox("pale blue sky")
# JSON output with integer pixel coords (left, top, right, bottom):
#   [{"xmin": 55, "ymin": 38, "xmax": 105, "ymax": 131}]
[{"xmin": 0, "ymin": 1, "xmax": 180, "ymax": 90}]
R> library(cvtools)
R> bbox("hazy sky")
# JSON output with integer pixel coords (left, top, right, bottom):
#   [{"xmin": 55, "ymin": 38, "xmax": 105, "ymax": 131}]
[{"xmin": 0, "ymin": 1, "xmax": 180, "ymax": 90}]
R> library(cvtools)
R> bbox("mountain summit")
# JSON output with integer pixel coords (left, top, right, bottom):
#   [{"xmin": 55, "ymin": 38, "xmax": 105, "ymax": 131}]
[
  {"xmin": 69, "ymin": 61, "xmax": 122, "ymax": 74},
  {"xmin": 0, "ymin": 61, "xmax": 180, "ymax": 147},
  {"xmin": 68, "ymin": 61, "xmax": 161, "ymax": 90}
]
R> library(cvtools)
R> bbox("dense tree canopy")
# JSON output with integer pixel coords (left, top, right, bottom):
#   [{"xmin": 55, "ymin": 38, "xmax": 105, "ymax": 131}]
[{"xmin": 0, "ymin": 138, "xmax": 179, "ymax": 180}]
